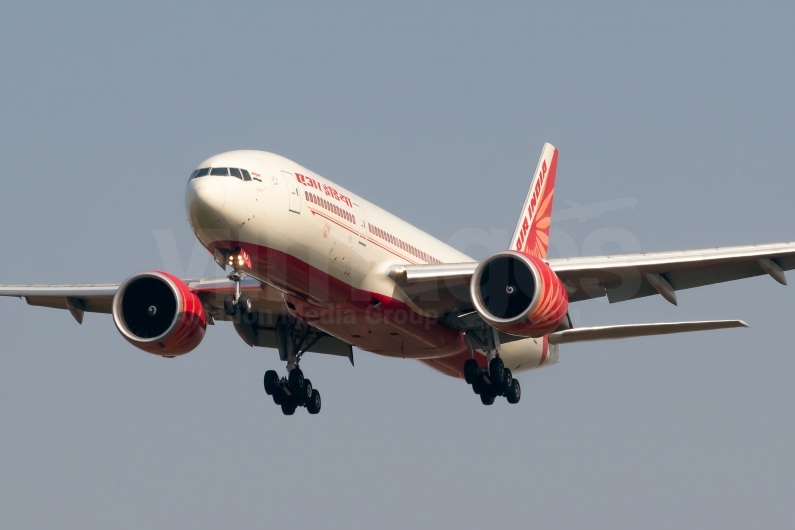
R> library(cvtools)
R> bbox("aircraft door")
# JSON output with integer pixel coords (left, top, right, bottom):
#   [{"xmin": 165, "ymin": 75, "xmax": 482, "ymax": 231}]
[
  {"xmin": 282, "ymin": 171, "xmax": 301, "ymax": 213},
  {"xmin": 352, "ymin": 203, "xmax": 367, "ymax": 246}
]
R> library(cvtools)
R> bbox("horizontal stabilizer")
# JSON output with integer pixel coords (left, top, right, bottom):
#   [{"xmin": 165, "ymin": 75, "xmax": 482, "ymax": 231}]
[{"xmin": 547, "ymin": 320, "xmax": 748, "ymax": 345}]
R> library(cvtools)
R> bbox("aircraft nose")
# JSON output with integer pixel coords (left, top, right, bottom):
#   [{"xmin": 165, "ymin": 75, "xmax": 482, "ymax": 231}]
[{"xmin": 186, "ymin": 177, "xmax": 226, "ymax": 227}]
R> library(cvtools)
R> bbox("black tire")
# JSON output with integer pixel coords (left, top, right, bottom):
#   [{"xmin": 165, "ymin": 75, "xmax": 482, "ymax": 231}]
[
  {"xmin": 489, "ymin": 357, "xmax": 505, "ymax": 386},
  {"xmin": 480, "ymin": 391, "xmax": 495, "ymax": 405},
  {"xmin": 506, "ymin": 379, "xmax": 521, "ymax": 404},
  {"xmin": 237, "ymin": 294, "xmax": 253, "ymax": 315},
  {"xmin": 263, "ymin": 370, "xmax": 279, "ymax": 395},
  {"xmin": 281, "ymin": 402, "xmax": 296, "ymax": 415},
  {"xmin": 501, "ymin": 368, "xmax": 513, "ymax": 395},
  {"xmin": 463, "ymin": 359, "xmax": 478, "ymax": 385},
  {"xmin": 472, "ymin": 378, "xmax": 482, "ymax": 395},
  {"xmin": 223, "ymin": 295, "xmax": 236, "ymax": 316},
  {"xmin": 301, "ymin": 379, "xmax": 314, "ymax": 405},
  {"xmin": 272, "ymin": 389, "xmax": 283, "ymax": 405},
  {"xmin": 288, "ymin": 368, "xmax": 304, "ymax": 395},
  {"xmin": 307, "ymin": 389, "xmax": 321, "ymax": 414}
]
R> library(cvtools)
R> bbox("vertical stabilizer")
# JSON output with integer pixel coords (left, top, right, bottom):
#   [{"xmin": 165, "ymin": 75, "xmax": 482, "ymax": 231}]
[{"xmin": 509, "ymin": 143, "xmax": 559, "ymax": 258}]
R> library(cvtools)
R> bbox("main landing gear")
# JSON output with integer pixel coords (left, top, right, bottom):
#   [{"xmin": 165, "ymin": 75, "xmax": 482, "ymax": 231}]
[
  {"xmin": 463, "ymin": 357, "xmax": 521, "ymax": 405},
  {"xmin": 264, "ymin": 368, "xmax": 322, "ymax": 415},
  {"xmin": 216, "ymin": 249, "xmax": 323, "ymax": 416},
  {"xmin": 263, "ymin": 314, "xmax": 324, "ymax": 415}
]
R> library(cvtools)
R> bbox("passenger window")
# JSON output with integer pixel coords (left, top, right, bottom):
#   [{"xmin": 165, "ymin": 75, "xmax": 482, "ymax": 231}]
[
  {"xmin": 210, "ymin": 167, "xmax": 229, "ymax": 176},
  {"xmin": 195, "ymin": 168, "xmax": 210, "ymax": 178},
  {"xmin": 230, "ymin": 168, "xmax": 242, "ymax": 179},
  {"xmin": 241, "ymin": 169, "xmax": 252, "ymax": 181}
]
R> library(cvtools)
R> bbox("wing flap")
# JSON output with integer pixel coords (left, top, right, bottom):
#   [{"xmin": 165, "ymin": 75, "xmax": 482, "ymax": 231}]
[
  {"xmin": 548, "ymin": 319, "xmax": 748, "ymax": 345},
  {"xmin": 388, "ymin": 263, "xmax": 477, "ymax": 316},
  {"xmin": 24, "ymin": 295, "xmax": 115, "ymax": 314}
]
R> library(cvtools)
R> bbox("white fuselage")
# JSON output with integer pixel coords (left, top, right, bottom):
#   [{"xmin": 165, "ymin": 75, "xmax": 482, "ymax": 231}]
[{"xmin": 185, "ymin": 150, "xmax": 557, "ymax": 377}]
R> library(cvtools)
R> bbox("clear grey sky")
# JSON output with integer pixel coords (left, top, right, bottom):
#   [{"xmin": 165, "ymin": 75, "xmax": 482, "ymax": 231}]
[{"xmin": 2, "ymin": 1, "xmax": 794, "ymax": 528}]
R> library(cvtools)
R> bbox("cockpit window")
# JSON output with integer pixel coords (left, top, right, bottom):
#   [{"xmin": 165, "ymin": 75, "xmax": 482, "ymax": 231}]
[{"xmin": 192, "ymin": 166, "xmax": 253, "ymax": 181}]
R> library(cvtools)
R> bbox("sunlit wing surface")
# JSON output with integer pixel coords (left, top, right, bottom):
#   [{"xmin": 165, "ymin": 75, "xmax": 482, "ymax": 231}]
[
  {"xmin": 389, "ymin": 241, "xmax": 795, "ymax": 316},
  {"xmin": 0, "ymin": 284, "xmax": 118, "ymax": 314},
  {"xmin": 551, "ymin": 241, "xmax": 795, "ymax": 303},
  {"xmin": 547, "ymin": 320, "xmax": 748, "ymax": 345}
]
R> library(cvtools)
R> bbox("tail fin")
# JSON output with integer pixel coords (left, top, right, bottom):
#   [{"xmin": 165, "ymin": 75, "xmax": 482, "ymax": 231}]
[{"xmin": 509, "ymin": 143, "xmax": 559, "ymax": 258}]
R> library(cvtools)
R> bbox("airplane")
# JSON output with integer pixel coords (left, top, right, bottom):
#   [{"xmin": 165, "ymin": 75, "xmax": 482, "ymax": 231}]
[{"xmin": 1, "ymin": 143, "xmax": 792, "ymax": 415}]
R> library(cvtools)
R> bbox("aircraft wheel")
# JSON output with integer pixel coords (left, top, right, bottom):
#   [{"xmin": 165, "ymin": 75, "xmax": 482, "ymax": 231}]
[
  {"xmin": 480, "ymin": 391, "xmax": 495, "ymax": 406},
  {"xmin": 281, "ymin": 402, "xmax": 296, "ymax": 416},
  {"xmin": 307, "ymin": 389, "xmax": 322, "ymax": 414},
  {"xmin": 288, "ymin": 368, "xmax": 304, "ymax": 395},
  {"xmin": 506, "ymin": 379, "xmax": 521, "ymax": 404},
  {"xmin": 301, "ymin": 379, "xmax": 314, "ymax": 405},
  {"xmin": 223, "ymin": 295, "xmax": 236, "ymax": 316},
  {"xmin": 263, "ymin": 370, "xmax": 279, "ymax": 395},
  {"xmin": 472, "ymin": 378, "xmax": 482, "ymax": 395},
  {"xmin": 237, "ymin": 294, "xmax": 253, "ymax": 315},
  {"xmin": 272, "ymin": 389, "xmax": 284, "ymax": 405},
  {"xmin": 463, "ymin": 359, "xmax": 478, "ymax": 384},
  {"xmin": 489, "ymin": 357, "xmax": 505, "ymax": 386},
  {"xmin": 501, "ymin": 368, "xmax": 513, "ymax": 395}
]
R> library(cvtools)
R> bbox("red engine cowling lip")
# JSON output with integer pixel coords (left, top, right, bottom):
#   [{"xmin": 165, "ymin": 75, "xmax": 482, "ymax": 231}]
[
  {"xmin": 112, "ymin": 271, "xmax": 206, "ymax": 355},
  {"xmin": 470, "ymin": 250, "xmax": 568, "ymax": 337}
]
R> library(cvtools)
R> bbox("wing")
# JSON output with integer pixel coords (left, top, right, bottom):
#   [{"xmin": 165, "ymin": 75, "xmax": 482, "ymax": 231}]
[
  {"xmin": 389, "ymin": 241, "xmax": 795, "ymax": 316},
  {"xmin": 0, "ymin": 277, "xmax": 352, "ymax": 359},
  {"xmin": 0, "ymin": 278, "xmax": 272, "ymax": 320},
  {"xmin": 547, "ymin": 319, "xmax": 748, "ymax": 344},
  {"xmin": 0, "ymin": 277, "xmax": 290, "ymax": 319},
  {"xmin": 551, "ymin": 241, "xmax": 795, "ymax": 303},
  {"xmin": 0, "ymin": 283, "xmax": 119, "ymax": 323}
]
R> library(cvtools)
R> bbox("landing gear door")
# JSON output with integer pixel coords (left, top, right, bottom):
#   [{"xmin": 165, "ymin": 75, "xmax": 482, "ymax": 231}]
[
  {"xmin": 282, "ymin": 171, "xmax": 301, "ymax": 213},
  {"xmin": 352, "ymin": 203, "xmax": 367, "ymax": 246}
]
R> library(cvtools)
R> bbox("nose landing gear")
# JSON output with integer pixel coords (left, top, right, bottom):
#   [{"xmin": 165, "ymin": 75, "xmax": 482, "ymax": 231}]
[
  {"xmin": 464, "ymin": 357, "xmax": 521, "ymax": 405},
  {"xmin": 223, "ymin": 270, "xmax": 253, "ymax": 317}
]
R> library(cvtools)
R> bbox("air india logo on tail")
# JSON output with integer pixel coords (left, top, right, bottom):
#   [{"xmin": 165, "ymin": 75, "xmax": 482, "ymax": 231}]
[
  {"xmin": 511, "ymin": 144, "xmax": 559, "ymax": 259},
  {"xmin": 515, "ymin": 160, "xmax": 548, "ymax": 251}
]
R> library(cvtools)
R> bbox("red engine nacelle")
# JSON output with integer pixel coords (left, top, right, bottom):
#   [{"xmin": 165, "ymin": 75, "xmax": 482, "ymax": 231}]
[
  {"xmin": 470, "ymin": 251, "xmax": 569, "ymax": 338},
  {"xmin": 112, "ymin": 271, "xmax": 207, "ymax": 356}
]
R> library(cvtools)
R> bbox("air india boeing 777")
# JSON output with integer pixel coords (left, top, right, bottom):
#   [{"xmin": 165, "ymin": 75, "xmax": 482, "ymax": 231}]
[{"xmin": 2, "ymin": 144, "xmax": 790, "ymax": 415}]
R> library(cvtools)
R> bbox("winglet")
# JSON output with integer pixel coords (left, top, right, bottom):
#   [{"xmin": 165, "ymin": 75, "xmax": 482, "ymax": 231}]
[{"xmin": 510, "ymin": 143, "xmax": 559, "ymax": 258}]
